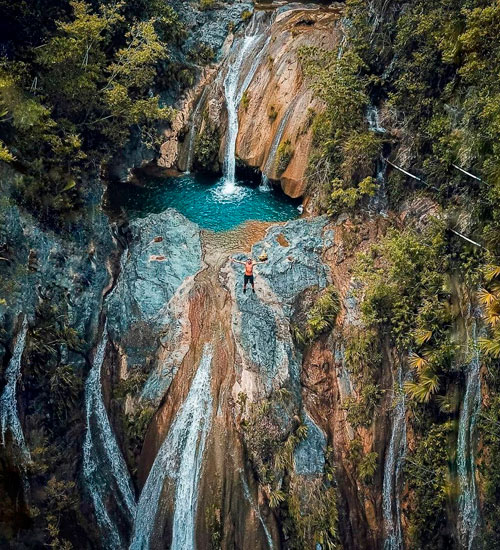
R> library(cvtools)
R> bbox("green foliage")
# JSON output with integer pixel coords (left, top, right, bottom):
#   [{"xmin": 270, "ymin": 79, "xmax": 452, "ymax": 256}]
[
  {"xmin": 194, "ymin": 123, "xmax": 221, "ymax": 173},
  {"xmin": 0, "ymin": 0, "xmax": 179, "ymax": 227},
  {"xmin": 199, "ymin": 0, "xmax": 216, "ymax": 11},
  {"xmin": 240, "ymin": 90, "xmax": 250, "ymax": 112},
  {"xmin": 276, "ymin": 139, "xmax": 294, "ymax": 174},
  {"xmin": 241, "ymin": 10, "xmax": 253, "ymax": 22},
  {"xmin": 344, "ymin": 384, "xmax": 382, "ymax": 429},
  {"xmin": 299, "ymin": 286, "xmax": 340, "ymax": 343},
  {"xmin": 406, "ymin": 423, "xmax": 454, "ymax": 549}
]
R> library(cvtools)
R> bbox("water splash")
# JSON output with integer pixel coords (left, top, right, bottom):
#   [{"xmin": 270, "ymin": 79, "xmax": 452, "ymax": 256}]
[
  {"xmin": 259, "ymin": 99, "xmax": 297, "ymax": 191},
  {"xmin": 83, "ymin": 322, "xmax": 137, "ymax": 549},
  {"xmin": 382, "ymin": 365, "xmax": 407, "ymax": 550},
  {"xmin": 222, "ymin": 14, "xmax": 270, "ymax": 195},
  {"xmin": 0, "ymin": 316, "xmax": 30, "ymax": 462},
  {"xmin": 130, "ymin": 344, "xmax": 214, "ymax": 550},
  {"xmin": 457, "ymin": 323, "xmax": 481, "ymax": 550}
]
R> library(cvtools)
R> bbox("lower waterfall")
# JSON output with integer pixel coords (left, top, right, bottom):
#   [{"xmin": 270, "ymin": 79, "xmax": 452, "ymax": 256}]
[
  {"xmin": 0, "ymin": 316, "xmax": 30, "ymax": 462},
  {"xmin": 83, "ymin": 323, "xmax": 137, "ymax": 549},
  {"xmin": 382, "ymin": 365, "xmax": 407, "ymax": 550},
  {"xmin": 457, "ymin": 324, "xmax": 481, "ymax": 549},
  {"xmin": 130, "ymin": 344, "xmax": 214, "ymax": 550}
]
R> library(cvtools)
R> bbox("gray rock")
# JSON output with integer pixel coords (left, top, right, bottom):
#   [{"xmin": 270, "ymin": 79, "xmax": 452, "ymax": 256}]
[
  {"xmin": 106, "ymin": 209, "xmax": 202, "ymax": 369},
  {"xmin": 294, "ymin": 413, "xmax": 326, "ymax": 476}
]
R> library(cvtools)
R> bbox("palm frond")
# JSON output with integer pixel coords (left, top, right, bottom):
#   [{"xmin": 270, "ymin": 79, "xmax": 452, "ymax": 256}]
[
  {"xmin": 414, "ymin": 329, "xmax": 433, "ymax": 347},
  {"xmin": 484, "ymin": 264, "xmax": 500, "ymax": 282}
]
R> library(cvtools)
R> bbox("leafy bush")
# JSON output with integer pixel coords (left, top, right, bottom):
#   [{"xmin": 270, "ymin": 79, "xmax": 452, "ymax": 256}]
[
  {"xmin": 301, "ymin": 286, "xmax": 340, "ymax": 343},
  {"xmin": 276, "ymin": 139, "xmax": 294, "ymax": 174}
]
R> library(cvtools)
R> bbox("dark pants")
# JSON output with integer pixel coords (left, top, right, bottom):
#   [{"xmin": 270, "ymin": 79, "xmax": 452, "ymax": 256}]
[{"xmin": 244, "ymin": 274, "xmax": 254, "ymax": 287}]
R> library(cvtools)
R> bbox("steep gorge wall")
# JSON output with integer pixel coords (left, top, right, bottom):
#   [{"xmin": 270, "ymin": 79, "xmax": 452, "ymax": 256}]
[{"xmin": 158, "ymin": 4, "xmax": 343, "ymax": 199}]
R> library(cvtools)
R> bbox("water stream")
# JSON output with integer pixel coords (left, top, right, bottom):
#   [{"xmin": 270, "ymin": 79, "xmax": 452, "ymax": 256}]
[
  {"xmin": 382, "ymin": 365, "xmax": 407, "ymax": 550},
  {"xmin": 0, "ymin": 316, "xmax": 30, "ymax": 462},
  {"xmin": 83, "ymin": 322, "xmax": 137, "ymax": 549},
  {"xmin": 130, "ymin": 344, "xmax": 214, "ymax": 550},
  {"xmin": 185, "ymin": 87, "xmax": 209, "ymax": 173},
  {"xmin": 260, "ymin": 99, "xmax": 297, "ymax": 191},
  {"xmin": 222, "ymin": 13, "xmax": 270, "ymax": 195},
  {"xmin": 457, "ymin": 323, "xmax": 481, "ymax": 550}
]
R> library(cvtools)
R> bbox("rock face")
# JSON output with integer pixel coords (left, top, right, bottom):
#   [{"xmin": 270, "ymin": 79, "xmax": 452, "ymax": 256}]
[
  {"xmin": 234, "ymin": 7, "xmax": 342, "ymax": 197},
  {"xmin": 106, "ymin": 209, "xmax": 202, "ymax": 378},
  {"xmin": 158, "ymin": 5, "xmax": 343, "ymax": 198}
]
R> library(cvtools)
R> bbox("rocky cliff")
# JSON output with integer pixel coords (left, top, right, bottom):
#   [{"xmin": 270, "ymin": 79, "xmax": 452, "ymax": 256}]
[{"xmin": 158, "ymin": 4, "xmax": 343, "ymax": 199}]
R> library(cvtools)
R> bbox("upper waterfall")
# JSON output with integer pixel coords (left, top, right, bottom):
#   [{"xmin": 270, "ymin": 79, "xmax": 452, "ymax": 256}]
[{"xmin": 221, "ymin": 12, "xmax": 271, "ymax": 195}]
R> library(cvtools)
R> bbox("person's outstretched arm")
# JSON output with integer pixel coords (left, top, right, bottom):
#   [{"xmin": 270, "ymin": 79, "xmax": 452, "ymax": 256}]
[{"xmin": 231, "ymin": 258, "xmax": 245, "ymax": 265}]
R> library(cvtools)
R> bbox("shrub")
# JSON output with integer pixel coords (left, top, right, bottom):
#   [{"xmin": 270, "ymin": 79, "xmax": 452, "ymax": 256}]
[
  {"xmin": 200, "ymin": 0, "xmax": 215, "ymax": 11},
  {"xmin": 302, "ymin": 286, "xmax": 340, "ymax": 343},
  {"xmin": 276, "ymin": 139, "xmax": 294, "ymax": 174},
  {"xmin": 241, "ymin": 90, "xmax": 250, "ymax": 112},
  {"xmin": 268, "ymin": 105, "xmax": 278, "ymax": 122}
]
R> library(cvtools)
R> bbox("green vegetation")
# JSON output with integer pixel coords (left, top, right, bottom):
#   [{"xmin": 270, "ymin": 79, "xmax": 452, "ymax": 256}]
[
  {"xmin": 240, "ymin": 90, "xmax": 250, "ymax": 112},
  {"xmin": 276, "ymin": 139, "xmax": 293, "ymax": 174},
  {"xmin": 238, "ymin": 389, "xmax": 339, "ymax": 549},
  {"xmin": 199, "ymin": 0, "xmax": 216, "ymax": 11},
  {"xmin": 194, "ymin": 121, "xmax": 221, "ymax": 173},
  {"xmin": 0, "ymin": 0, "xmax": 182, "ymax": 228}
]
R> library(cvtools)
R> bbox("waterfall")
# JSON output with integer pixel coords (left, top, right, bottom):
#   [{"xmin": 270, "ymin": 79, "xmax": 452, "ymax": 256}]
[
  {"xmin": 83, "ymin": 322, "xmax": 137, "ymax": 549},
  {"xmin": 185, "ymin": 87, "xmax": 209, "ymax": 173},
  {"xmin": 367, "ymin": 105, "xmax": 386, "ymax": 133},
  {"xmin": 130, "ymin": 344, "xmax": 214, "ymax": 550},
  {"xmin": 382, "ymin": 365, "xmax": 407, "ymax": 550},
  {"xmin": 0, "ymin": 316, "xmax": 30, "ymax": 462},
  {"xmin": 259, "ymin": 99, "xmax": 296, "ymax": 192},
  {"xmin": 457, "ymin": 323, "xmax": 481, "ymax": 550},
  {"xmin": 240, "ymin": 471, "xmax": 274, "ymax": 550},
  {"xmin": 222, "ymin": 14, "xmax": 270, "ymax": 195}
]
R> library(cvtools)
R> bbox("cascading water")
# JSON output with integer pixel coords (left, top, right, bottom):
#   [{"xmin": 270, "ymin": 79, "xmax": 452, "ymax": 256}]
[
  {"xmin": 259, "ymin": 99, "xmax": 297, "ymax": 192},
  {"xmin": 457, "ymin": 323, "xmax": 481, "ymax": 550},
  {"xmin": 382, "ymin": 365, "xmax": 407, "ymax": 550},
  {"xmin": 185, "ymin": 87, "xmax": 209, "ymax": 173},
  {"xmin": 367, "ymin": 105, "xmax": 386, "ymax": 134},
  {"xmin": 130, "ymin": 344, "xmax": 214, "ymax": 550},
  {"xmin": 240, "ymin": 471, "xmax": 274, "ymax": 550},
  {"xmin": 222, "ymin": 14, "xmax": 270, "ymax": 195},
  {"xmin": 0, "ymin": 316, "xmax": 30, "ymax": 462},
  {"xmin": 83, "ymin": 322, "xmax": 137, "ymax": 549}
]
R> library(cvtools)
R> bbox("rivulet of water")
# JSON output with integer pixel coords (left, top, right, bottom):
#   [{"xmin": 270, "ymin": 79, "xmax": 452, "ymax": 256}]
[
  {"xmin": 0, "ymin": 316, "xmax": 30, "ymax": 462},
  {"xmin": 83, "ymin": 322, "xmax": 137, "ymax": 549},
  {"xmin": 457, "ymin": 323, "xmax": 481, "ymax": 550},
  {"xmin": 382, "ymin": 365, "xmax": 407, "ymax": 550}
]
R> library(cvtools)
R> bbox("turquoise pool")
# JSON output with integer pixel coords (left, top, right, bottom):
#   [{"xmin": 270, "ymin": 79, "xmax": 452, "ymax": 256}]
[{"xmin": 107, "ymin": 173, "xmax": 301, "ymax": 232}]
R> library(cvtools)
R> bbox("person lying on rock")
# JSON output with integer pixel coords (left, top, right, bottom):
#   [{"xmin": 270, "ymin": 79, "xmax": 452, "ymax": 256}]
[{"xmin": 231, "ymin": 257, "xmax": 266, "ymax": 294}]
